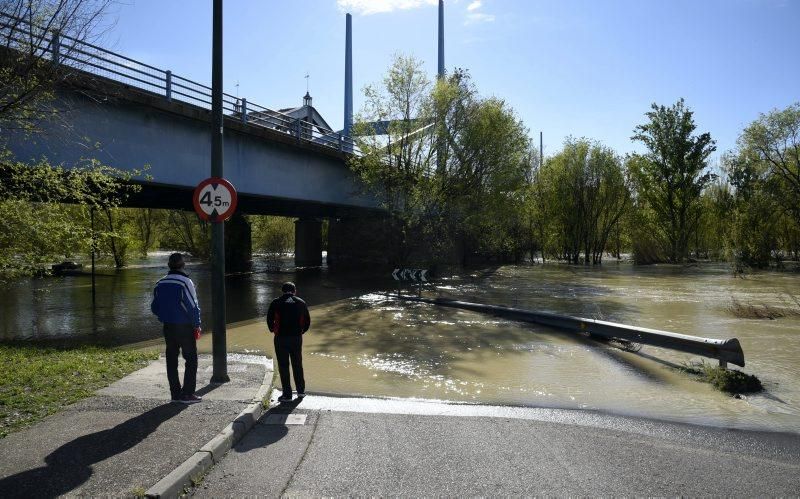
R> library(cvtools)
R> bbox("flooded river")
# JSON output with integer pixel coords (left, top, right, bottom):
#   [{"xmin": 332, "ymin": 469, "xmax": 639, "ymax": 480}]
[{"xmin": 2, "ymin": 255, "xmax": 799, "ymax": 433}]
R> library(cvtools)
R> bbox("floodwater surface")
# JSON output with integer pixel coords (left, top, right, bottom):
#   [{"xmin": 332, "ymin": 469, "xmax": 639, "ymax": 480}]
[
  {"xmin": 222, "ymin": 264, "xmax": 800, "ymax": 434},
  {"xmin": 2, "ymin": 255, "xmax": 799, "ymax": 433}
]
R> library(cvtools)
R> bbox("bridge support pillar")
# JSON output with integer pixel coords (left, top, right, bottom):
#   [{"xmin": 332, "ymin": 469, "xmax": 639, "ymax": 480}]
[
  {"xmin": 225, "ymin": 212, "xmax": 252, "ymax": 272},
  {"xmin": 327, "ymin": 216, "xmax": 393, "ymax": 269},
  {"xmin": 295, "ymin": 218, "xmax": 322, "ymax": 267}
]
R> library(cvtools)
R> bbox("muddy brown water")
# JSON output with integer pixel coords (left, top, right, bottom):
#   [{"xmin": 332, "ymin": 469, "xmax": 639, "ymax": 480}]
[{"xmin": 3, "ymin": 255, "xmax": 799, "ymax": 433}]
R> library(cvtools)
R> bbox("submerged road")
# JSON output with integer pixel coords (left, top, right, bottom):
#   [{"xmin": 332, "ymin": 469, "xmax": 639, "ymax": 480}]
[{"xmin": 195, "ymin": 394, "xmax": 800, "ymax": 496}]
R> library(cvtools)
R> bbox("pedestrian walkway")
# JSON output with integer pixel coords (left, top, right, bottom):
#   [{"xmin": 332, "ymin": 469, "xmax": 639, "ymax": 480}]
[
  {"xmin": 195, "ymin": 392, "xmax": 800, "ymax": 496},
  {"xmin": 0, "ymin": 354, "xmax": 271, "ymax": 498}
]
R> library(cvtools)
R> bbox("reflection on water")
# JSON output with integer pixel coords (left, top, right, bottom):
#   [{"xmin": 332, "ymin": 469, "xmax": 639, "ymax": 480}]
[
  {"xmin": 221, "ymin": 264, "xmax": 800, "ymax": 434},
  {"xmin": 3, "ymin": 256, "xmax": 800, "ymax": 433},
  {"xmin": 0, "ymin": 252, "xmax": 382, "ymax": 345}
]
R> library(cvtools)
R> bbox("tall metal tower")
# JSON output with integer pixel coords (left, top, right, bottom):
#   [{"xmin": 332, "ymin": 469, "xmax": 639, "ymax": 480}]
[
  {"xmin": 438, "ymin": 0, "xmax": 445, "ymax": 79},
  {"xmin": 344, "ymin": 13, "xmax": 353, "ymax": 137}
]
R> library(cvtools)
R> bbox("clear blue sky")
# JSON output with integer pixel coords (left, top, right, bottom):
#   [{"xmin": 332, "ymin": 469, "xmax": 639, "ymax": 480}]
[{"xmin": 107, "ymin": 0, "xmax": 798, "ymax": 159}]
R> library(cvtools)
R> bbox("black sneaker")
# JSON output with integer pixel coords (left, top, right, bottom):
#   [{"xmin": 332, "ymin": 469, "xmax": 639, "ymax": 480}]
[
  {"xmin": 277, "ymin": 393, "xmax": 293, "ymax": 402},
  {"xmin": 296, "ymin": 392, "xmax": 306, "ymax": 398},
  {"xmin": 179, "ymin": 394, "xmax": 202, "ymax": 404}
]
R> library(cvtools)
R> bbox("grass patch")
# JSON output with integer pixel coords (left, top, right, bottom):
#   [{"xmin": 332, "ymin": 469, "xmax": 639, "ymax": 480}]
[
  {"xmin": 728, "ymin": 297, "xmax": 800, "ymax": 320},
  {"xmin": 130, "ymin": 486, "xmax": 147, "ymax": 498},
  {"xmin": 679, "ymin": 361, "xmax": 763, "ymax": 394},
  {"xmin": 0, "ymin": 343, "xmax": 157, "ymax": 438}
]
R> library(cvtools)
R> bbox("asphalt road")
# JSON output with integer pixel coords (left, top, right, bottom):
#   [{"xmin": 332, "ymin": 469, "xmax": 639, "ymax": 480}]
[
  {"xmin": 195, "ymin": 394, "xmax": 800, "ymax": 496},
  {"xmin": 0, "ymin": 355, "xmax": 267, "ymax": 498}
]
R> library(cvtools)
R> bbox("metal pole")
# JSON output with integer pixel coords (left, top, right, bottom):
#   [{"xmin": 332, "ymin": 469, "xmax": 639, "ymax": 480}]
[
  {"xmin": 91, "ymin": 207, "xmax": 96, "ymax": 308},
  {"xmin": 539, "ymin": 131, "xmax": 543, "ymax": 168},
  {"xmin": 437, "ymin": 0, "xmax": 445, "ymax": 78},
  {"xmin": 210, "ymin": 0, "xmax": 229, "ymax": 383},
  {"xmin": 436, "ymin": 0, "xmax": 446, "ymax": 172},
  {"xmin": 343, "ymin": 13, "xmax": 353, "ymax": 138}
]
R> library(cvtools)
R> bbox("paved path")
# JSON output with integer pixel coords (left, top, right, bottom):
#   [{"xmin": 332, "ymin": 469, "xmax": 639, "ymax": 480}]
[
  {"xmin": 196, "ymin": 393, "xmax": 800, "ymax": 497},
  {"xmin": 0, "ymin": 354, "xmax": 270, "ymax": 498}
]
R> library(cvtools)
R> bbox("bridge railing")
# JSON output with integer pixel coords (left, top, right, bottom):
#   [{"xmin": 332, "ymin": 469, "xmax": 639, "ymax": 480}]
[{"xmin": 0, "ymin": 11, "xmax": 357, "ymax": 154}]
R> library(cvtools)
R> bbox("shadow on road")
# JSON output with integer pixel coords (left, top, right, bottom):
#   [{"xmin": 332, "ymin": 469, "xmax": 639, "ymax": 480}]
[
  {"xmin": 0, "ymin": 403, "xmax": 186, "ymax": 498},
  {"xmin": 233, "ymin": 404, "xmax": 301, "ymax": 454}
]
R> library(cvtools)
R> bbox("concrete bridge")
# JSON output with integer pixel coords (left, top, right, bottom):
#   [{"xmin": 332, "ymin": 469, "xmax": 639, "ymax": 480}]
[
  {"xmin": 2, "ymin": 2, "xmax": 448, "ymax": 269},
  {"xmin": 1, "ymin": 9, "xmax": 388, "ymax": 269}
]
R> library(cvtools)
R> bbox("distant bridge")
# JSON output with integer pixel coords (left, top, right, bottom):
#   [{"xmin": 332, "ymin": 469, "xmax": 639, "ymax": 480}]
[{"xmin": 1, "ymin": 11, "xmax": 375, "ymax": 220}]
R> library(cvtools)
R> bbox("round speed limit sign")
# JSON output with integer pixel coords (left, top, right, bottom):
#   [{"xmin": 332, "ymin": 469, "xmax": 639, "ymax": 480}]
[{"xmin": 193, "ymin": 177, "xmax": 238, "ymax": 222}]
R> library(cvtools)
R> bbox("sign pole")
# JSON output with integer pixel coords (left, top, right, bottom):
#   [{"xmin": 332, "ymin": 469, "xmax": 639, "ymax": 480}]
[
  {"xmin": 210, "ymin": 0, "xmax": 229, "ymax": 383},
  {"xmin": 90, "ymin": 206, "xmax": 96, "ymax": 308}
]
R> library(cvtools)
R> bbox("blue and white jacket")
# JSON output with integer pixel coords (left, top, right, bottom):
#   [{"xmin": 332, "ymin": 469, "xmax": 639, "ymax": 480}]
[{"xmin": 151, "ymin": 270, "xmax": 201, "ymax": 326}]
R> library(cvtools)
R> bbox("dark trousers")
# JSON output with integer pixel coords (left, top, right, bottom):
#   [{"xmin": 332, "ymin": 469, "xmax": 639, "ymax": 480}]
[
  {"xmin": 274, "ymin": 335, "xmax": 305, "ymax": 395},
  {"xmin": 163, "ymin": 323, "xmax": 198, "ymax": 399}
]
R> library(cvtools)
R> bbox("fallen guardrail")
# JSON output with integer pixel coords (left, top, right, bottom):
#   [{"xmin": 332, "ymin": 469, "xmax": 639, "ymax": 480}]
[{"xmin": 401, "ymin": 296, "xmax": 745, "ymax": 368}]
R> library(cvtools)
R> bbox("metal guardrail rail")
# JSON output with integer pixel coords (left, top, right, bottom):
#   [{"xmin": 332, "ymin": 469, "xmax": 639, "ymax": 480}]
[
  {"xmin": 0, "ymin": 11, "xmax": 356, "ymax": 153},
  {"xmin": 403, "ymin": 296, "xmax": 746, "ymax": 368}
]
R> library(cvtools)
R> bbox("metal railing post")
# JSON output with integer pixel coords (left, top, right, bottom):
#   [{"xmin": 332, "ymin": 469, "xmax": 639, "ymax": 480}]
[
  {"xmin": 241, "ymin": 97, "xmax": 247, "ymax": 123},
  {"xmin": 295, "ymin": 119, "xmax": 301, "ymax": 142},
  {"xmin": 338, "ymin": 132, "xmax": 343, "ymax": 151},
  {"xmin": 51, "ymin": 30, "xmax": 60, "ymax": 65},
  {"xmin": 165, "ymin": 70, "xmax": 172, "ymax": 101}
]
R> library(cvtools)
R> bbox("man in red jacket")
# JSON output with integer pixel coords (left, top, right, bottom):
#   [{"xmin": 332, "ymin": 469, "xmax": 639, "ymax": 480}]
[{"xmin": 267, "ymin": 282, "xmax": 310, "ymax": 402}]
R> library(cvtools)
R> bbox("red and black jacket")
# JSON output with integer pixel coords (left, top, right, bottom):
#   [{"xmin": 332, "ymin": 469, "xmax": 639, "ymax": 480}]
[{"xmin": 267, "ymin": 293, "xmax": 310, "ymax": 336}]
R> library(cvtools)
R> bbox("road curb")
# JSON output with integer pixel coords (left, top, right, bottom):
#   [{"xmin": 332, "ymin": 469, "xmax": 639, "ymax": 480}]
[{"xmin": 145, "ymin": 363, "xmax": 272, "ymax": 498}]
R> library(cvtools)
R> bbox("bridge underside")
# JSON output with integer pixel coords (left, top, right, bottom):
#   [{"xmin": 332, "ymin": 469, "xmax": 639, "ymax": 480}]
[
  {"xmin": 127, "ymin": 182, "xmax": 370, "ymax": 219},
  {"xmin": 6, "ymin": 75, "xmax": 389, "ymax": 269}
]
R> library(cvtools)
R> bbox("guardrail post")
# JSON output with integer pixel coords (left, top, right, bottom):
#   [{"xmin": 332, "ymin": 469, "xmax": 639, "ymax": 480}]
[
  {"xmin": 51, "ymin": 30, "xmax": 60, "ymax": 65},
  {"xmin": 241, "ymin": 97, "xmax": 247, "ymax": 123},
  {"xmin": 338, "ymin": 132, "xmax": 343, "ymax": 151},
  {"xmin": 165, "ymin": 70, "xmax": 172, "ymax": 101},
  {"xmin": 295, "ymin": 119, "xmax": 301, "ymax": 142}
]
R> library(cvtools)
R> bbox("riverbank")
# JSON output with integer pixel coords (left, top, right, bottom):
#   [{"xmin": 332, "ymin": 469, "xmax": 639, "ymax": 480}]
[{"xmin": 0, "ymin": 343, "xmax": 157, "ymax": 437}]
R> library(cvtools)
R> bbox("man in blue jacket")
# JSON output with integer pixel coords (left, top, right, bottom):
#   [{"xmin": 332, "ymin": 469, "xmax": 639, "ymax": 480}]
[
  {"xmin": 267, "ymin": 282, "xmax": 311, "ymax": 402},
  {"xmin": 151, "ymin": 253, "xmax": 203, "ymax": 404}
]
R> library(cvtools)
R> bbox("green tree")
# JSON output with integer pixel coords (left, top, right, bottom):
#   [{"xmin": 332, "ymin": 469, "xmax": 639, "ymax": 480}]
[
  {"xmin": 0, "ymin": 1, "xmax": 143, "ymax": 275},
  {"xmin": 351, "ymin": 58, "xmax": 533, "ymax": 266},
  {"xmin": 737, "ymin": 103, "xmax": 800, "ymax": 230},
  {"xmin": 158, "ymin": 210, "xmax": 211, "ymax": 261},
  {"xmin": 631, "ymin": 98, "xmax": 717, "ymax": 263},
  {"xmin": 251, "ymin": 215, "xmax": 295, "ymax": 257},
  {"xmin": 724, "ymin": 142, "xmax": 796, "ymax": 268},
  {"xmin": 0, "ymin": 157, "xmax": 142, "ymax": 274},
  {"xmin": 537, "ymin": 138, "xmax": 630, "ymax": 264},
  {"xmin": 434, "ymin": 69, "xmax": 532, "ymax": 263},
  {"xmin": 350, "ymin": 55, "xmax": 439, "ymax": 266},
  {"xmin": 132, "ymin": 208, "xmax": 165, "ymax": 257},
  {"xmin": 694, "ymin": 179, "xmax": 733, "ymax": 261},
  {"xmin": 1, "ymin": 0, "xmax": 113, "ymax": 133}
]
